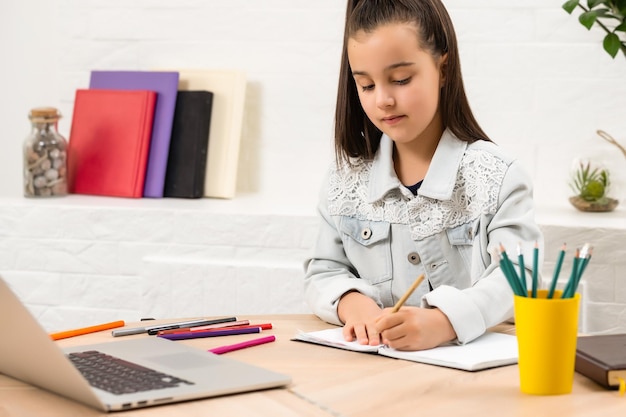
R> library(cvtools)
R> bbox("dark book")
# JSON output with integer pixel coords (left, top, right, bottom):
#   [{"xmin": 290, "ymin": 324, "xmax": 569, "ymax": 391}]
[
  {"xmin": 67, "ymin": 89, "xmax": 156, "ymax": 198},
  {"xmin": 164, "ymin": 91, "xmax": 214, "ymax": 198},
  {"xmin": 575, "ymin": 334, "xmax": 626, "ymax": 389}
]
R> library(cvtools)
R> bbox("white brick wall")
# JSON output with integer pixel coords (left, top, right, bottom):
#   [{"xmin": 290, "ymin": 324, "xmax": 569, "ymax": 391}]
[
  {"xmin": 1, "ymin": 1, "xmax": 625, "ymax": 333},
  {"xmin": 0, "ymin": 196, "xmax": 320, "ymax": 331}
]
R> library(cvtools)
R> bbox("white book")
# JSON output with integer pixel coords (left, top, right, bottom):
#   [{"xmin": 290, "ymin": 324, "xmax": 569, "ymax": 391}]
[
  {"xmin": 171, "ymin": 69, "xmax": 247, "ymax": 199},
  {"xmin": 293, "ymin": 327, "xmax": 518, "ymax": 371}
]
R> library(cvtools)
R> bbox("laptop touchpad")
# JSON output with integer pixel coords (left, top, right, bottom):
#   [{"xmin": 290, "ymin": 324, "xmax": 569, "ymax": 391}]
[{"xmin": 146, "ymin": 353, "xmax": 219, "ymax": 369}]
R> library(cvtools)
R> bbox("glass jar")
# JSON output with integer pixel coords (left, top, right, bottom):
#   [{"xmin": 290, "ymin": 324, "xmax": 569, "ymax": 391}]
[{"xmin": 23, "ymin": 107, "xmax": 68, "ymax": 197}]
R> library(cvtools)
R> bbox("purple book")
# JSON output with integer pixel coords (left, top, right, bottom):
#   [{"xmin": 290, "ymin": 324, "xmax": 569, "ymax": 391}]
[{"xmin": 89, "ymin": 70, "xmax": 180, "ymax": 197}]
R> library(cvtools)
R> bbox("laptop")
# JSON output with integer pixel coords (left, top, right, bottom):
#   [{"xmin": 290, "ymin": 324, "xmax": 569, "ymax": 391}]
[{"xmin": 0, "ymin": 277, "xmax": 291, "ymax": 412}]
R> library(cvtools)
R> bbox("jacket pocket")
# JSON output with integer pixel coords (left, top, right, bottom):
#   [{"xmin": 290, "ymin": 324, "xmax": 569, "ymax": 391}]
[
  {"xmin": 446, "ymin": 220, "xmax": 478, "ymax": 272},
  {"xmin": 339, "ymin": 217, "xmax": 392, "ymax": 285}
]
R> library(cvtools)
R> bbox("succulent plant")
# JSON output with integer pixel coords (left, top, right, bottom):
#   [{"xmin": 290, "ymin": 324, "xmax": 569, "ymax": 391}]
[{"xmin": 570, "ymin": 161, "xmax": 611, "ymax": 202}]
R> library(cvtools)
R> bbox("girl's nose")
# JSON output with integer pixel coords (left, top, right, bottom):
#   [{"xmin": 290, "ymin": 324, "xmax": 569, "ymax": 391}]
[{"xmin": 376, "ymin": 88, "xmax": 395, "ymax": 109}]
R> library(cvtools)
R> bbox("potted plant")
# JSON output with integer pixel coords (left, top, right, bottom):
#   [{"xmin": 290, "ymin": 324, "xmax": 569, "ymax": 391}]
[
  {"xmin": 562, "ymin": 0, "xmax": 626, "ymax": 58},
  {"xmin": 569, "ymin": 160, "xmax": 619, "ymax": 211}
]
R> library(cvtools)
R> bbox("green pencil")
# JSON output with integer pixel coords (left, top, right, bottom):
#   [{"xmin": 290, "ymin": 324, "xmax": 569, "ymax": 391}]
[
  {"xmin": 562, "ymin": 248, "xmax": 581, "ymax": 299},
  {"xmin": 569, "ymin": 244, "xmax": 592, "ymax": 299},
  {"xmin": 547, "ymin": 243, "xmax": 566, "ymax": 299},
  {"xmin": 531, "ymin": 241, "xmax": 539, "ymax": 298},
  {"xmin": 499, "ymin": 244, "xmax": 525, "ymax": 296},
  {"xmin": 517, "ymin": 243, "xmax": 528, "ymax": 294}
]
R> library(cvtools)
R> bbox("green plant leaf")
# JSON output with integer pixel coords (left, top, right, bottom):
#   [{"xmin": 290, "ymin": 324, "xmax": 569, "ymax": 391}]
[
  {"xmin": 593, "ymin": 7, "xmax": 611, "ymax": 17},
  {"xmin": 563, "ymin": 0, "xmax": 581, "ymax": 14},
  {"xmin": 579, "ymin": 11, "xmax": 599, "ymax": 29},
  {"xmin": 616, "ymin": 22, "xmax": 626, "ymax": 31},
  {"xmin": 616, "ymin": 0, "xmax": 626, "ymax": 15},
  {"xmin": 603, "ymin": 32, "xmax": 621, "ymax": 57},
  {"xmin": 587, "ymin": 0, "xmax": 608, "ymax": 9}
]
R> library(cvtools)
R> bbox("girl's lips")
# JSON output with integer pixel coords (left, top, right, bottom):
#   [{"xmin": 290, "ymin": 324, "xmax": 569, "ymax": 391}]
[{"xmin": 382, "ymin": 115, "xmax": 405, "ymax": 126}]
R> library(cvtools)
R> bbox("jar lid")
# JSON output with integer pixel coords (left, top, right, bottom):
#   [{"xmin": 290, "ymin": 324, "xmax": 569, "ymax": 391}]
[{"xmin": 29, "ymin": 107, "xmax": 61, "ymax": 121}]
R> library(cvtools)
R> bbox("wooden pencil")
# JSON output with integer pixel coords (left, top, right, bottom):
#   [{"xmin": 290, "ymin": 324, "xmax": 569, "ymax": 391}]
[{"xmin": 391, "ymin": 275, "xmax": 425, "ymax": 313}]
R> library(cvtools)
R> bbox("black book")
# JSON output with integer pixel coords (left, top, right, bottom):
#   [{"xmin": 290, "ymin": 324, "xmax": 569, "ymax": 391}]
[{"xmin": 164, "ymin": 91, "xmax": 213, "ymax": 198}]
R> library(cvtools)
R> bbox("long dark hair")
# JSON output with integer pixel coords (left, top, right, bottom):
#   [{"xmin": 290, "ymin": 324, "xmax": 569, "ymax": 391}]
[{"xmin": 334, "ymin": 0, "xmax": 490, "ymax": 164}]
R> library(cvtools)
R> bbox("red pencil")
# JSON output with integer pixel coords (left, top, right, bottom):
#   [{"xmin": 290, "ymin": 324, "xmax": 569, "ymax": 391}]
[
  {"xmin": 157, "ymin": 322, "xmax": 272, "ymax": 336},
  {"xmin": 192, "ymin": 323, "xmax": 273, "ymax": 332}
]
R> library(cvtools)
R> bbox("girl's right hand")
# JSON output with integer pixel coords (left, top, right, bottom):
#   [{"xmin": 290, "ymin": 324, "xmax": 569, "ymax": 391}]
[{"xmin": 337, "ymin": 291, "xmax": 384, "ymax": 346}]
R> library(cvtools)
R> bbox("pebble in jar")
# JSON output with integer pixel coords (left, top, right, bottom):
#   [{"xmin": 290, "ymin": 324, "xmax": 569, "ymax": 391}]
[{"xmin": 23, "ymin": 107, "xmax": 68, "ymax": 197}]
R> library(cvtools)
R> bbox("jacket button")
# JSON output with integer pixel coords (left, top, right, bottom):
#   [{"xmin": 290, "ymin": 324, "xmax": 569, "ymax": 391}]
[
  {"xmin": 361, "ymin": 228, "xmax": 372, "ymax": 240},
  {"xmin": 407, "ymin": 252, "xmax": 420, "ymax": 265}
]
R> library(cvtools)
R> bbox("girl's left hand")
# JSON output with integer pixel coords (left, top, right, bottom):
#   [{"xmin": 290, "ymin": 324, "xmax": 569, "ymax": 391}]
[{"xmin": 374, "ymin": 307, "xmax": 456, "ymax": 351}]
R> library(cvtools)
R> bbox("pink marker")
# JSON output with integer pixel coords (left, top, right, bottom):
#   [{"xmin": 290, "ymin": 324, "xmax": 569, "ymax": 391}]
[{"xmin": 209, "ymin": 335, "xmax": 276, "ymax": 355}]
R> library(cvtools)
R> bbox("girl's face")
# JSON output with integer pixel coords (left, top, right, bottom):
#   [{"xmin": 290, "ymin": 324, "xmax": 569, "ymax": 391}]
[{"xmin": 348, "ymin": 23, "xmax": 445, "ymax": 147}]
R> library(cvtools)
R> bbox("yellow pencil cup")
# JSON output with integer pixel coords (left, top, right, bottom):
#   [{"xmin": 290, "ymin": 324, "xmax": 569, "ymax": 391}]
[{"xmin": 514, "ymin": 289, "xmax": 580, "ymax": 395}]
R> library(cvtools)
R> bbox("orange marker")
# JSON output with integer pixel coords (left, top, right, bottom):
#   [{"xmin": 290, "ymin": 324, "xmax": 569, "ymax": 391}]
[{"xmin": 50, "ymin": 320, "xmax": 125, "ymax": 341}]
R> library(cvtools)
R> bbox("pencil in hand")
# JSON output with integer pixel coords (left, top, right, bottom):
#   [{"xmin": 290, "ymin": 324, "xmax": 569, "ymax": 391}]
[{"xmin": 391, "ymin": 274, "xmax": 425, "ymax": 313}]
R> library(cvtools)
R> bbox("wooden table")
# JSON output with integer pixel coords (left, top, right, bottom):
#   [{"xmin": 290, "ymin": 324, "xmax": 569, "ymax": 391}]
[{"xmin": 0, "ymin": 315, "xmax": 623, "ymax": 416}]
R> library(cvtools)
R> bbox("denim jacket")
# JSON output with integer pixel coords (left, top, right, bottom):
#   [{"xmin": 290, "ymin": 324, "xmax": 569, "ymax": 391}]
[{"xmin": 304, "ymin": 130, "xmax": 543, "ymax": 344}]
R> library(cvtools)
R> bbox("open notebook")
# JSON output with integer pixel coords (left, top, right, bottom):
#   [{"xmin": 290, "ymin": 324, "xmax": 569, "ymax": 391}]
[{"xmin": 293, "ymin": 327, "xmax": 518, "ymax": 371}]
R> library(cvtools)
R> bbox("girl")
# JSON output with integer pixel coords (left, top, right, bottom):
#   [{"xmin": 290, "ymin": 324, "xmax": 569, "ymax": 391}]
[{"xmin": 304, "ymin": 0, "xmax": 543, "ymax": 351}]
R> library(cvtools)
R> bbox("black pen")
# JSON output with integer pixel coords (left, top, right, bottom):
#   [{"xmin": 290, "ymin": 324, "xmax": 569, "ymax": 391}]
[
  {"xmin": 146, "ymin": 317, "xmax": 238, "ymax": 335},
  {"xmin": 112, "ymin": 317, "xmax": 237, "ymax": 337}
]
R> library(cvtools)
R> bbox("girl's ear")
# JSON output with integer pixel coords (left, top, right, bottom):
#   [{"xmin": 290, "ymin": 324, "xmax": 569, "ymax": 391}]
[{"xmin": 439, "ymin": 53, "xmax": 449, "ymax": 87}]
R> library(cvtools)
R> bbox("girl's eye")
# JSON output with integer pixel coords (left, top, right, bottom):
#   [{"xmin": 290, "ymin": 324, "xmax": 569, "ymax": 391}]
[
  {"xmin": 394, "ymin": 77, "xmax": 411, "ymax": 85},
  {"xmin": 361, "ymin": 84, "xmax": 374, "ymax": 92}
]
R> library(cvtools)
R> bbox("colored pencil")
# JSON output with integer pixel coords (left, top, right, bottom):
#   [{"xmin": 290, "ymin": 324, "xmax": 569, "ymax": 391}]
[
  {"xmin": 158, "ymin": 323, "xmax": 273, "ymax": 336},
  {"xmin": 500, "ymin": 242, "xmax": 593, "ymax": 299},
  {"xmin": 146, "ymin": 317, "xmax": 238, "ymax": 335},
  {"xmin": 499, "ymin": 244, "xmax": 525, "ymax": 296},
  {"xmin": 156, "ymin": 320, "xmax": 250, "ymax": 335},
  {"xmin": 157, "ymin": 326, "xmax": 262, "ymax": 341},
  {"xmin": 517, "ymin": 243, "xmax": 528, "ymax": 294},
  {"xmin": 562, "ymin": 248, "xmax": 581, "ymax": 298},
  {"xmin": 547, "ymin": 243, "xmax": 566, "ymax": 299},
  {"xmin": 113, "ymin": 317, "xmax": 237, "ymax": 337},
  {"xmin": 50, "ymin": 320, "xmax": 125, "ymax": 341},
  {"xmin": 563, "ymin": 244, "xmax": 592, "ymax": 299},
  {"xmin": 531, "ymin": 241, "xmax": 539, "ymax": 298},
  {"xmin": 209, "ymin": 335, "xmax": 276, "ymax": 355}
]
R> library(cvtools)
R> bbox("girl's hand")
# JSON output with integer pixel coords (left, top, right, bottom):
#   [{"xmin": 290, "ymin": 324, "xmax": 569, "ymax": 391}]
[
  {"xmin": 375, "ymin": 307, "xmax": 456, "ymax": 351},
  {"xmin": 337, "ymin": 291, "xmax": 384, "ymax": 346}
]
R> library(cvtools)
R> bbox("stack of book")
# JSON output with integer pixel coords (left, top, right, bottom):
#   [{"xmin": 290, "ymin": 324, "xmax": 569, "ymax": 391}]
[{"xmin": 67, "ymin": 69, "xmax": 246, "ymax": 199}]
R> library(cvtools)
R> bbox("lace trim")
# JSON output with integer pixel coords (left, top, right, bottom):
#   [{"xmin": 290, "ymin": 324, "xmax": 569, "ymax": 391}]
[{"xmin": 328, "ymin": 150, "xmax": 508, "ymax": 240}]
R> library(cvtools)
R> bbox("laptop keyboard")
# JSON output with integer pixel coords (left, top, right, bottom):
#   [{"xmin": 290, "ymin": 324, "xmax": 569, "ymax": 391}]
[{"xmin": 68, "ymin": 350, "xmax": 194, "ymax": 395}]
